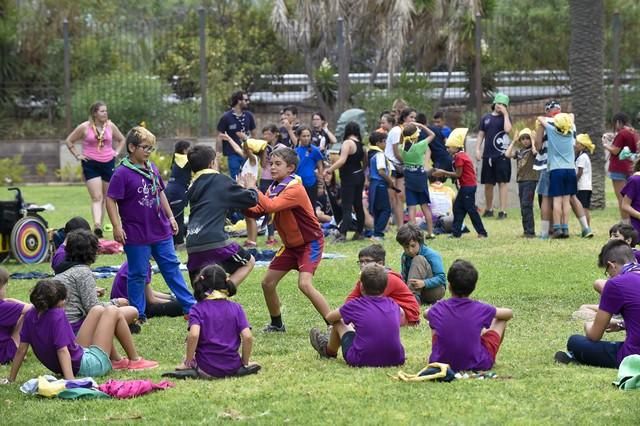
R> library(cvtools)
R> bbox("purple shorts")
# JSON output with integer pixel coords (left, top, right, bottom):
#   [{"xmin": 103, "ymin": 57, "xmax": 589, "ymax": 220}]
[{"xmin": 187, "ymin": 242, "xmax": 252, "ymax": 282}]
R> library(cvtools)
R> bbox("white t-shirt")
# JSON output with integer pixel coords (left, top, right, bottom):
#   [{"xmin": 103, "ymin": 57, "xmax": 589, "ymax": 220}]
[
  {"xmin": 240, "ymin": 157, "xmax": 259, "ymax": 179},
  {"xmin": 575, "ymin": 151, "xmax": 592, "ymax": 191},
  {"xmin": 385, "ymin": 126, "xmax": 402, "ymax": 165}
]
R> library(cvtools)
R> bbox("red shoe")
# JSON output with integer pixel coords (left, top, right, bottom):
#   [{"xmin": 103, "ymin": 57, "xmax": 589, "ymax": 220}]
[
  {"xmin": 243, "ymin": 240, "xmax": 257, "ymax": 248},
  {"xmin": 128, "ymin": 357, "xmax": 159, "ymax": 371},
  {"xmin": 265, "ymin": 237, "xmax": 278, "ymax": 247},
  {"xmin": 111, "ymin": 358, "xmax": 129, "ymax": 370}
]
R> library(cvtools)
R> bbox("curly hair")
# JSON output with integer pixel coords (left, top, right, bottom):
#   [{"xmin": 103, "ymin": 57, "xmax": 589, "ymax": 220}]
[
  {"xmin": 30, "ymin": 279, "xmax": 67, "ymax": 312},
  {"xmin": 65, "ymin": 229, "xmax": 99, "ymax": 265}
]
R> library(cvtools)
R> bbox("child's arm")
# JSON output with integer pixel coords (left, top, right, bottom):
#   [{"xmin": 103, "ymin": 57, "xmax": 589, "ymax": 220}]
[
  {"xmin": 159, "ymin": 191, "xmax": 179, "ymax": 235},
  {"xmin": 106, "ymin": 196, "xmax": 126, "ymax": 244},
  {"xmin": 249, "ymin": 184, "xmax": 306, "ymax": 214},
  {"xmin": 240, "ymin": 327, "xmax": 253, "ymax": 366},
  {"xmin": 495, "ymin": 307, "xmax": 513, "ymax": 321},
  {"xmin": 177, "ymin": 324, "xmax": 200, "ymax": 370},
  {"xmin": 504, "ymin": 140, "xmax": 517, "ymax": 159},
  {"xmin": 7, "ymin": 342, "xmax": 29, "ymax": 382},
  {"xmin": 576, "ymin": 165, "xmax": 584, "ymax": 181},
  {"xmin": 621, "ymin": 195, "xmax": 640, "ymax": 220},
  {"xmin": 534, "ymin": 119, "xmax": 545, "ymax": 151},
  {"xmin": 325, "ymin": 308, "xmax": 342, "ymax": 325},
  {"xmin": 434, "ymin": 165, "xmax": 463, "ymax": 179},
  {"xmin": 57, "ymin": 346, "xmax": 75, "ymax": 380}
]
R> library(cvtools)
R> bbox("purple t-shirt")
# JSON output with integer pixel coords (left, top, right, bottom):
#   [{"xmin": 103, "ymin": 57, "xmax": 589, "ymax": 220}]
[
  {"xmin": 110, "ymin": 262, "xmax": 152, "ymax": 299},
  {"xmin": 189, "ymin": 299, "xmax": 250, "ymax": 377},
  {"xmin": 0, "ymin": 300, "xmax": 24, "ymax": 364},
  {"xmin": 599, "ymin": 270, "xmax": 640, "ymax": 364},
  {"xmin": 620, "ymin": 175, "xmax": 640, "ymax": 237},
  {"xmin": 106, "ymin": 163, "xmax": 172, "ymax": 245},
  {"xmin": 427, "ymin": 297, "xmax": 497, "ymax": 371},
  {"xmin": 20, "ymin": 307, "xmax": 84, "ymax": 375},
  {"xmin": 339, "ymin": 296, "xmax": 405, "ymax": 367},
  {"xmin": 51, "ymin": 244, "xmax": 66, "ymax": 270}
]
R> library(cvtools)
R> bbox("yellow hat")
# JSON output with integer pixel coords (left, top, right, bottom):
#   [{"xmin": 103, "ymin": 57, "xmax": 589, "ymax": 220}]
[
  {"xmin": 576, "ymin": 133, "xmax": 595, "ymax": 154},
  {"xmin": 245, "ymin": 138, "xmax": 268, "ymax": 154},
  {"xmin": 517, "ymin": 127, "xmax": 535, "ymax": 140},
  {"xmin": 553, "ymin": 113, "xmax": 573, "ymax": 135},
  {"xmin": 445, "ymin": 128, "xmax": 468, "ymax": 148}
]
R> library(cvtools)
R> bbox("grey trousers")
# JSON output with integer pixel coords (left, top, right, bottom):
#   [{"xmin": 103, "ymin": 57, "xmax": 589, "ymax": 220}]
[{"xmin": 408, "ymin": 255, "xmax": 445, "ymax": 304}]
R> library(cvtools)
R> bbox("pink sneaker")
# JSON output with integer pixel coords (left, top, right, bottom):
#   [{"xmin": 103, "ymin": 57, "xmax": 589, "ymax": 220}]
[
  {"xmin": 128, "ymin": 357, "xmax": 159, "ymax": 371},
  {"xmin": 111, "ymin": 358, "xmax": 129, "ymax": 370}
]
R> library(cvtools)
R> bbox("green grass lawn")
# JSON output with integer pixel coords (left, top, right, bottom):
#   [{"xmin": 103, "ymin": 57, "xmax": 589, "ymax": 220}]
[{"xmin": 1, "ymin": 185, "xmax": 639, "ymax": 424}]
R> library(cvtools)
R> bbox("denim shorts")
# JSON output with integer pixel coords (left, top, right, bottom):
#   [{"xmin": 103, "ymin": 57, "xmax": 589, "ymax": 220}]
[
  {"xmin": 82, "ymin": 158, "xmax": 115, "ymax": 182},
  {"xmin": 609, "ymin": 171, "xmax": 629, "ymax": 181},
  {"xmin": 77, "ymin": 345, "xmax": 112, "ymax": 377},
  {"xmin": 536, "ymin": 169, "xmax": 550, "ymax": 196}
]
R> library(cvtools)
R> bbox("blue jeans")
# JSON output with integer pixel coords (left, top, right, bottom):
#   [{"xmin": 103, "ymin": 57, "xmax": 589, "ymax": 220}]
[
  {"xmin": 566, "ymin": 335, "xmax": 623, "ymax": 368},
  {"xmin": 518, "ymin": 181, "xmax": 537, "ymax": 235},
  {"xmin": 371, "ymin": 184, "xmax": 391, "ymax": 237},
  {"xmin": 452, "ymin": 186, "xmax": 487, "ymax": 237},
  {"xmin": 124, "ymin": 237, "xmax": 196, "ymax": 320},
  {"xmin": 227, "ymin": 154, "xmax": 245, "ymax": 180}
]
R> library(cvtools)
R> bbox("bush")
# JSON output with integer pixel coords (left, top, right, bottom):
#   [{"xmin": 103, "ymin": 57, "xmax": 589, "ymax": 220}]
[
  {"xmin": 149, "ymin": 150, "xmax": 173, "ymax": 181},
  {"xmin": 35, "ymin": 162, "xmax": 48, "ymax": 177},
  {"xmin": 55, "ymin": 163, "xmax": 83, "ymax": 183},
  {"xmin": 0, "ymin": 155, "xmax": 26, "ymax": 185}
]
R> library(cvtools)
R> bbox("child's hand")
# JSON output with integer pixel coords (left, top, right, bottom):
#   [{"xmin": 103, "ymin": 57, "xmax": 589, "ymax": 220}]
[
  {"xmin": 408, "ymin": 279, "xmax": 425, "ymax": 290},
  {"xmin": 113, "ymin": 225, "xmax": 126, "ymax": 244},
  {"xmin": 96, "ymin": 287, "xmax": 106, "ymax": 297},
  {"xmin": 169, "ymin": 216, "xmax": 179, "ymax": 234},
  {"xmin": 238, "ymin": 173, "xmax": 257, "ymax": 189},
  {"xmin": 235, "ymin": 131, "xmax": 248, "ymax": 142}
]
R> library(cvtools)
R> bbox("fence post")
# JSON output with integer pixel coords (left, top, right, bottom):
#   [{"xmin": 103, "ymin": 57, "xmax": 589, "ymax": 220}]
[
  {"xmin": 198, "ymin": 7, "xmax": 208, "ymax": 137},
  {"xmin": 63, "ymin": 19, "xmax": 71, "ymax": 133},
  {"xmin": 336, "ymin": 16, "xmax": 348, "ymax": 117},
  {"xmin": 474, "ymin": 13, "xmax": 483, "ymax": 124},
  {"xmin": 611, "ymin": 11, "xmax": 621, "ymax": 115}
]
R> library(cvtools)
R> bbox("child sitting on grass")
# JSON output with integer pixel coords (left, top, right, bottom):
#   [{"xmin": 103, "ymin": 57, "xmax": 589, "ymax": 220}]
[
  {"xmin": 241, "ymin": 147, "xmax": 330, "ymax": 332},
  {"xmin": 555, "ymin": 240, "xmax": 640, "ymax": 368},
  {"xmin": 51, "ymin": 216, "xmax": 91, "ymax": 270},
  {"xmin": 0, "ymin": 267, "xmax": 31, "ymax": 365},
  {"xmin": 7, "ymin": 280, "xmax": 157, "ymax": 383},
  {"xmin": 395, "ymin": 223, "xmax": 446, "ymax": 305},
  {"xmin": 345, "ymin": 244, "xmax": 420, "ymax": 326},
  {"xmin": 176, "ymin": 264, "xmax": 259, "ymax": 378},
  {"xmin": 309, "ymin": 264, "xmax": 405, "ymax": 367},
  {"xmin": 427, "ymin": 259, "xmax": 513, "ymax": 372}
]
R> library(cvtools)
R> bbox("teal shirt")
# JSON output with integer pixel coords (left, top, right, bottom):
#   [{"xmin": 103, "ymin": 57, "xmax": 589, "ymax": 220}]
[{"xmin": 400, "ymin": 139, "xmax": 429, "ymax": 166}]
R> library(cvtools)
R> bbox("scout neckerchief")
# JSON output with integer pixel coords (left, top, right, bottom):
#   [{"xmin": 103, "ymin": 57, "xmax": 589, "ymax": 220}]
[
  {"xmin": 402, "ymin": 129, "xmax": 420, "ymax": 152},
  {"xmin": 369, "ymin": 145, "xmax": 391, "ymax": 173},
  {"xmin": 91, "ymin": 120, "xmax": 109, "ymax": 150},
  {"xmin": 205, "ymin": 289, "xmax": 229, "ymax": 300},
  {"xmin": 268, "ymin": 174, "xmax": 298, "ymax": 198},
  {"xmin": 620, "ymin": 263, "xmax": 640, "ymax": 275},
  {"xmin": 173, "ymin": 153, "xmax": 188, "ymax": 169},
  {"xmin": 120, "ymin": 157, "xmax": 160, "ymax": 206},
  {"xmin": 191, "ymin": 168, "xmax": 218, "ymax": 185}
]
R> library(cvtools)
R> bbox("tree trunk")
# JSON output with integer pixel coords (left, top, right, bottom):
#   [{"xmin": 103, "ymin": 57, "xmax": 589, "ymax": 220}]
[{"xmin": 569, "ymin": 0, "xmax": 605, "ymax": 209}]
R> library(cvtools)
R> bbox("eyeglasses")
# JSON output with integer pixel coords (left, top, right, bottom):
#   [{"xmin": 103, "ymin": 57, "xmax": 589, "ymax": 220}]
[
  {"xmin": 137, "ymin": 145, "xmax": 155, "ymax": 153},
  {"xmin": 604, "ymin": 261, "xmax": 615, "ymax": 277}
]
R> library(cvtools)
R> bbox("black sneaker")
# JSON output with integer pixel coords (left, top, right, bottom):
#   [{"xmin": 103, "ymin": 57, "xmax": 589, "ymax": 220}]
[
  {"xmin": 94, "ymin": 227, "xmax": 104, "ymax": 238},
  {"xmin": 309, "ymin": 328, "xmax": 331, "ymax": 358},
  {"xmin": 554, "ymin": 351, "xmax": 576, "ymax": 364},
  {"xmin": 263, "ymin": 323, "xmax": 286, "ymax": 333},
  {"xmin": 551, "ymin": 229, "xmax": 564, "ymax": 239},
  {"xmin": 128, "ymin": 321, "xmax": 142, "ymax": 334},
  {"xmin": 351, "ymin": 233, "xmax": 365, "ymax": 241},
  {"xmin": 332, "ymin": 234, "xmax": 347, "ymax": 243},
  {"xmin": 482, "ymin": 210, "xmax": 494, "ymax": 218},
  {"xmin": 497, "ymin": 211, "xmax": 507, "ymax": 220}
]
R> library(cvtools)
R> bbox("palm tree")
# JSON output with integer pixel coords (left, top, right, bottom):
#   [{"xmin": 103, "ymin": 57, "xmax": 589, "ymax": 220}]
[{"xmin": 569, "ymin": 0, "xmax": 605, "ymax": 209}]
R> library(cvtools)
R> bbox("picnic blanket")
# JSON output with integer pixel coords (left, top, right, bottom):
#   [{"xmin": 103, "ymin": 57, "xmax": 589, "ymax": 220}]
[{"xmin": 20, "ymin": 375, "xmax": 109, "ymax": 399}]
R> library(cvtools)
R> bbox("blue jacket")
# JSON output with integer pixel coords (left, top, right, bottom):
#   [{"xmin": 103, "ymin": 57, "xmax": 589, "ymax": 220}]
[{"xmin": 400, "ymin": 244, "xmax": 446, "ymax": 289}]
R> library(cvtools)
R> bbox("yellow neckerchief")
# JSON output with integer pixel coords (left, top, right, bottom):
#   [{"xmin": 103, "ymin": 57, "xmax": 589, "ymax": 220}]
[
  {"xmin": 368, "ymin": 145, "xmax": 391, "ymax": 171},
  {"xmin": 174, "ymin": 153, "xmax": 188, "ymax": 168},
  {"xmin": 191, "ymin": 168, "xmax": 218, "ymax": 184},
  {"xmin": 368, "ymin": 145, "xmax": 383, "ymax": 153},
  {"xmin": 205, "ymin": 290, "xmax": 229, "ymax": 300}
]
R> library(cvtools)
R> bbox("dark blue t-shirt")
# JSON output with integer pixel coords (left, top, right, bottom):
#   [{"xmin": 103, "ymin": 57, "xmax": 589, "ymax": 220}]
[
  {"xmin": 279, "ymin": 123, "xmax": 300, "ymax": 148},
  {"xmin": 217, "ymin": 110, "xmax": 256, "ymax": 156},
  {"xmin": 427, "ymin": 126, "xmax": 453, "ymax": 170},
  {"xmin": 479, "ymin": 113, "xmax": 511, "ymax": 158},
  {"xmin": 295, "ymin": 145, "xmax": 324, "ymax": 187}
]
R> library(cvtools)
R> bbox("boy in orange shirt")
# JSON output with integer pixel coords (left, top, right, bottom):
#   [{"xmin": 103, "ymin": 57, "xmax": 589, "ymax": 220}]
[{"xmin": 241, "ymin": 147, "xmax": 330, "ymax": 332}]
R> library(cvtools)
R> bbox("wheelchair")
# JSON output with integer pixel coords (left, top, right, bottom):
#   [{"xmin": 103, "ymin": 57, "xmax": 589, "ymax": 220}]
[{"xmin": 0, "ymin": 187, "xmax": 51, "ymax": 264}]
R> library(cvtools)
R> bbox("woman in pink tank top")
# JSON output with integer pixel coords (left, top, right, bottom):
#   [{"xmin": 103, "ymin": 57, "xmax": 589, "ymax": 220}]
[{"xmin": 64, "ymin": 101, "xmax": 125, "ymax": 237}]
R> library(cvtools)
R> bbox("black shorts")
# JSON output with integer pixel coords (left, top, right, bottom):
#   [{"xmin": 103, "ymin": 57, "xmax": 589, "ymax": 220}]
[
  {"xmin": 341, "ymin": 330, "xmax": 356, "ymax": 358},
  {"xmin": 82, "ymin": 158, "xmax": 116, "ymax": 182},
  {"xmin": 576, "ymin": 190, "xmax": 592, "ymax": 209},
  {"xmin": 480, "ymin": 156, "xmax": 511, "ymax": 185}
]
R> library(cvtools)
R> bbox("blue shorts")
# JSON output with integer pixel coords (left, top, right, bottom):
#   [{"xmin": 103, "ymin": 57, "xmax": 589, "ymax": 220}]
[
  {"xmin": 609, "ymin": 171, "xmax": 629, "ymax": 181},
  {"xmin": 548, "ymin": 169, "xmax": 577, "ymax": 197},
  {"xmin": 82, "ymin": 158, "xmax": 115, "ymax": 182},
  {"xmin": 341, "ymin": 330, "xmax": 356, "ymax": 359},
  {"xmin": 405, "ymin": 188, "xmax": 430, "ymax": 206},
  {"xmin": 77, "ymin": 345, "xmax": 112, "ymax": 377},
  {"xmin": 536, "ymin": 169, "xmax": 550, "ymax": 196}
]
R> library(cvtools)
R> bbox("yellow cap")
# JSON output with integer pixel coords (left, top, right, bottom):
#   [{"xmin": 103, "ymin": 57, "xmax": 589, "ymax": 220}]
[
  {"xmin": 517, "ymin": 127, "xmax": 535, "ymax": 140},
  {"xmin": 553, "ymin": 113, "xmax": 573, "ymax": 135},
  {"xmin": 445, "ymin": 128, "xmax": 468, "ymax": 148},
  {"xmin": 576, "ymin": 133, "xmax": 595, "ymax": 154},
  {"xmin": 245, "ymin": 138, "xmax": 268, "ymax": 154}
]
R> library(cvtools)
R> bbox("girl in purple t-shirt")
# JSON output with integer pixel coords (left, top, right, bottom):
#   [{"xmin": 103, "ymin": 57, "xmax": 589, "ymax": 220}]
[
  {"xmin": 106, "ymin": 126, "xmax": 196, "ymax": 322},
  {"xmin": 7, "ymin": 280, "xmax": 158, "ymax": 383},
  {"xmin": 176, "ymin": 264, "xmax": 260, "ymax": 378},
  {"xmin": 0, "ymin": 268, "xmax": 31, "ymax": 365}
]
